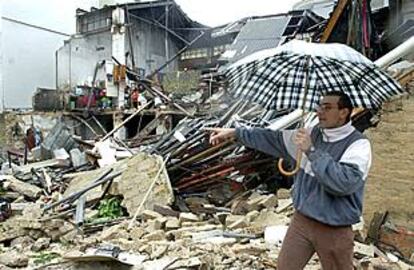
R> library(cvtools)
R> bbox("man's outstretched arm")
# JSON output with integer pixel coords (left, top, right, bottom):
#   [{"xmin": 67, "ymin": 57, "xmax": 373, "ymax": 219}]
[{"xmin": 206, "ymin": 127, "xmax": 293, "ymax": 159}]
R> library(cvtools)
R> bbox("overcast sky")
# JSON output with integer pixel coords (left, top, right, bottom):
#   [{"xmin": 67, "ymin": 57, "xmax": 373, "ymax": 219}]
[
  {"xmin": 2, "ymin": 0, "xmax": 301, "ymax": 33},
  {"xmin": 2, "ymin": 0, "xmax": 95, "ymax": 34}
]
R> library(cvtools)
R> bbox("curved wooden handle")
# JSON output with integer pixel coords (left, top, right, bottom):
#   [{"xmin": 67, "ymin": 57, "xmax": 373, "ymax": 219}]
[{"xmin": 277, "ymin": 151, "xmax": 303, "ymax": 176}]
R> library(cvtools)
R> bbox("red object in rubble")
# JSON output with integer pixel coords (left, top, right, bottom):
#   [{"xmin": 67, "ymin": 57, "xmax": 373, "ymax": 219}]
[
  {"xmin": 131, "ymin": 90, "xmax": 139, "ymax": 102},
  {"xmin": 78, "ymin": 94, "xmax": 97, "ymax": 107}
]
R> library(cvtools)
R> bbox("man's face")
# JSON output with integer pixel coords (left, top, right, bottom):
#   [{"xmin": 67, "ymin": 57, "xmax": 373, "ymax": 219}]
[{"xmin": 316, "ymin": 96, "xmax": 350, "ymax": 128}]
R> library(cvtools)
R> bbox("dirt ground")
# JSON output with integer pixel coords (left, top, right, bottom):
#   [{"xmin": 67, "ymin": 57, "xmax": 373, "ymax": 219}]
[{"xmin": 364, "ymin": 94, "xmax": 414, "ymax": 230}]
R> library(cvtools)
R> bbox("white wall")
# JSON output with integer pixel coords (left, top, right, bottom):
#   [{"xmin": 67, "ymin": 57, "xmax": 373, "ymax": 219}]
[{"xmin": 57, "ymin": 32, "xmax": 112, "ymax": 88}]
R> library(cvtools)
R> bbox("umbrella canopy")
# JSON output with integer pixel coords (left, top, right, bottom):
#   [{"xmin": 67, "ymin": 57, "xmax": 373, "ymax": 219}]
[{"xmin": 225, "ymin": 40, "xmax": 405, "ymax": 111}]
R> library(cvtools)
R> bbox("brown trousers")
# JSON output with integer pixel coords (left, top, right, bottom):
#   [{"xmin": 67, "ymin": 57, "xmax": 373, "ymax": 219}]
[{"xmin": 277, "ymin": 212, "xmax": 354, "ymax": 270}]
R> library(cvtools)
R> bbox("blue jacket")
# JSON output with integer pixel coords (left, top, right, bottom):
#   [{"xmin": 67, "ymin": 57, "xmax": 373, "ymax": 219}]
[{"xmin": 236, "ymin": 121, "xmax": 372, "ymax": 226}]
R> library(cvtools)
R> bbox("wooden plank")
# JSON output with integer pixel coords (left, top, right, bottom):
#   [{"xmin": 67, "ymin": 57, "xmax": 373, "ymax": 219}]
[
  {"xmin": 4, "ymin": 177, "xmax": 43, "ymax": 199},
  {"xmin": 397, "ymin": 68, "xmax": 414, "ymax": 86},
  {"xmin": 367, "ymin": 211, "xmax": 388, "ymax": 243},
  {"xmin": 379, "ymin": 224, "xmax": 414, "ymax": 259},
  {"xmin": 132, "ymin": 114, "xmax": 164, "ymax": 140},
  {"xmin": 320, "ymin": 0, "xmax": 350, "ymax": 43}
]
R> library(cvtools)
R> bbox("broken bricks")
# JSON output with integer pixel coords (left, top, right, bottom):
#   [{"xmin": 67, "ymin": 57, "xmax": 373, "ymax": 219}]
[
  {"xmin": 0, "ymin": 251, "xmax": 29, "ymax": 268},
  {"xmin": 3, "ymin": 177, "xmax": 42, "ymax": 200}
]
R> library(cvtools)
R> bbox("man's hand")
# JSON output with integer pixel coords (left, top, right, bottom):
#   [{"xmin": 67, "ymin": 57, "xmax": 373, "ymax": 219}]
[
  {"xmin": 204, "ymin": 128, "xmax": 236, "ymax": 146},
  {"xmin": 294, "ymin": 128, "xmax": 312, "ymax": 152}
]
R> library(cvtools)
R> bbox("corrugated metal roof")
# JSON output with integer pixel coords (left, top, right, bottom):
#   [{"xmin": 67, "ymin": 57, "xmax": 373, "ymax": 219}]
[
  {"xmin": 211, "ymin": 19, "xmax": 247, "ymax": 38},
  {"xmin": 189, "ymin": 27, "xmax": 237, "ymax": 49},
  {"xmin": 221, "ymin": 16, "xmax": 290, "ymax": 63}
]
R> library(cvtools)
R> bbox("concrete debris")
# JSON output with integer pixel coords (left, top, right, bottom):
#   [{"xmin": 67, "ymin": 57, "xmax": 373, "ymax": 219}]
[
  {"xmin": 95, "ymin": 140, "xmax": 117, "ymax": 167},
  {"xmin": 141, "ymin": 210, "xmax": 163, "ymax": 221},
  {"xmin": 354, "ymin": 241, "xmax": 375, "ymax": 257},
  {"xmin": 41, "ymin": 122, "xmax": 78, "ymax": 160},
  {"xmin": 21, "ymin": 203, "xmax": 43, "ymax": 220},
  {"xmin": 246, "ymin": 210, "xmax": 260, "ymax": 223},
  {"xmin": 69, "ymin": 148, "xmax": 88, "ymax": 168},
  {"xmin": 227, "ymin": 217, "xmax": 249, "ymax": 230},
  {"xmin": 118, "ymin": 153, "xmax": 174, "ymax": 216},
  {"xmin": 14, "ymin": 158, "xmax": 62, "ymax": 174},
  {"xmin": 225, "ymin": 214, "xmax": 244, "ymax": 226},
  {"xmin": 254, "ymin": 209, "xmax": 291, "ymax": 228},
  {"xmin": 276, "ymin": 198, "xmax": 293, "ymax": 213},
  {"xmin": 0, "ymin": 178, "xmax": 408, "ymax": 270},
  {"xmin": 129, "ymin": 227, "xmax": 146, "ymax": 241},
  {"xmin": 259, "ymin": 194, "xmax": 279, "ymax": 209},
  {"xmin": 0, "ymin": 228, "xmax": 26, "ymax": 243},
  {"xmin": 142, "ymin": 230, "xmax": 166, "ymax": 242},
  {"xmin": 168, "ymin": 256, "xmax": 203, "ymax": 269},
  {"xmin": 63, "ymin": 159, "xmax": 127, "ymax": 203},
  {"xmin": 64, "ymin": 247, "xmax": 147, "ymax": 266},
  {"xmin": 153, "ymin": 217, "xmax": 167, "ymax": 230},
  {"xmin": 31, "ymin": 237, "xmax": 51, "ymax": 252},
  {"xmin": 150, "ymin": 244, "xmax": 168, "ymax": 259},
  {"xmin": 0, "ymin": 251, "xmax": 29, "ymax": 268},
  {"xmin": 3, "ymin": 177, "xmax": 43, "ymax": 199},
  {"xmin": 141, "ymin": 256, "xmax": 177, "ymax": 270},
  {"xmin": 165, "ymin": 217, "xmax": 180, "ymax": 231},
  {"xmin": 231, "ymin": 243, "xmax": 267, "ymax": 256},
  {"xmin": 152, "ymin": 204, "xmax": 179, "ymax": 217},
  {"xmin": 99, "ymin": 223, "xmax": 130, "ymax": 242},
  {"xmin": 10, "ymin": 236, "xmax": 34, "ymax": 250},
  {"xmin": 246, "ymin": 195, "xmax": 264, "ymax": 212},
  {"xmin": 178, "ymin": 212, "xmax": 199, "ymax": 224},
  {"xmin": 264, "ymin": 225, "xmax": 289, "ymax": 248},
  {"xmin": 53, "ymin": 148, "xmax": 70, "ymax": 161}
]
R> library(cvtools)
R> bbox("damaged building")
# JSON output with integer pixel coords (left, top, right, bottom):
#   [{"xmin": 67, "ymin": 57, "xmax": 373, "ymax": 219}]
[
  {"xmin": 51, "ymin": 0, "xmax": 208, "ymax": 141},
  {"xmin": 51, "ymin": 0, "xmax": 325, "ymax": 143},
  {"xmin": 179, "ymin": 10, "xmax": 323, "ymax": 70},
  {"xmin": 303, "ymin": 0, "xmax": 414, "ymax": 59},
  {"xmin": 56, "ymin": 0, "xmax": 205, "ymax": 109}
]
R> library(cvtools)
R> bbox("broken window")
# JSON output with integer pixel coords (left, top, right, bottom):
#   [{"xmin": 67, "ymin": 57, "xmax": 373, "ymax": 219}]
[
  {"xmin": 180, "ymin": 48, "xmax": 208, "ymax": 60},
  {"xmin": 78, "ymin": 10, "xmax": 112, "ymax": 33},
  {"xmin": 213, "ymin": 44, "xmax": 229, "ymax": 56}
]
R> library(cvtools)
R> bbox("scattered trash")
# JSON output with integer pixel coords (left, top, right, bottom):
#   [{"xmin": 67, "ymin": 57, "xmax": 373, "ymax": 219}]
[{"xmin": 264, "ymin": 225, "xmax": 289, "ymax": 248}]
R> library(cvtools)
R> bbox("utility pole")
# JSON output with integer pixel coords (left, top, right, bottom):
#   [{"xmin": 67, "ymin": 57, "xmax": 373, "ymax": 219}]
[
  {"xmin": 165, "ymin": 1, "xmax": 170, "ymax": 70},
  {"xmin": 0, "ymin": 3, "xmax": 3, "ymax": 112}
]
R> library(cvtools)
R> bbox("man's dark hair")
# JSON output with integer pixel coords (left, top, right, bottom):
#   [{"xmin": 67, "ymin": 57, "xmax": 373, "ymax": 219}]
[{"xmin": 325, "ymin": 91, "xmax": 353, "ymax": 122}]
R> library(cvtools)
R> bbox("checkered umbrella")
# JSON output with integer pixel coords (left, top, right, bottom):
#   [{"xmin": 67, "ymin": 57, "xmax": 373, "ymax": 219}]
[{"xmin": 225, "ymin": 40, "xmax": 404, "ymax": 111}]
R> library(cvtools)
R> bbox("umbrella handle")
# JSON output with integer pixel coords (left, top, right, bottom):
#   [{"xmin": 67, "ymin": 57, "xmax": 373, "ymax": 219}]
[{"xmin": 277, "ymin": 151, "xmax": 302, "ymax": 176}]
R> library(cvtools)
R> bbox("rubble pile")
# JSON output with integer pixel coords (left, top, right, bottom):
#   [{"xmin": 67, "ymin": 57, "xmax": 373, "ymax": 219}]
[
  {"xmin": 0, "ymin": 58, "xmax": 413, "ymax": 270},
  {"xmin": 0, "ymin": 101, "xmax": 412, "ymax": 270},
  {"xmin": 0, "ymin": 184, "xmax": 305, "ymax": 269}
]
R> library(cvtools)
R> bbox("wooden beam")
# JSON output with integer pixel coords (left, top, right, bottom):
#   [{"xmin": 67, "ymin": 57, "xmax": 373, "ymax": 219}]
[
  {"xmin": 320, "ymin": 0, "xmax": 350, "ymax": 43},
  {"xmin": 396, "ymin": 67, "xmax": 414, "ymax": 86},
  {"xmin": 132, "ymin": 114, "xmax": 166, "ymax": 140}
]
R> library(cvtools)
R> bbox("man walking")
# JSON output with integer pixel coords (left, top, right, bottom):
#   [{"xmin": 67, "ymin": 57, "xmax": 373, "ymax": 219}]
[{"xmin": 207, "ymin": 91, "xmax": 372, "ymax": 269}]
